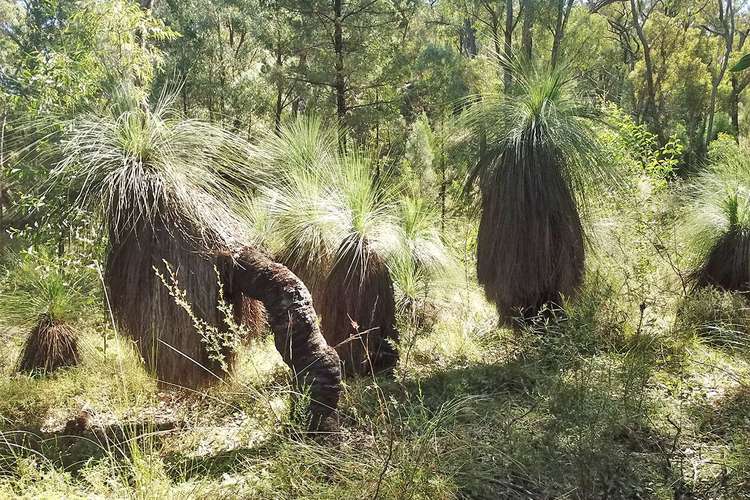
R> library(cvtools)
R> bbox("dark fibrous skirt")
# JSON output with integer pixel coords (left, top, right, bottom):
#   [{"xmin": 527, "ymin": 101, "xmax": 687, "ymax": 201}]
[
  {"xmin": 105, "ymin": 218, "xmax": 240, "ymax": 388},
  {"xmin": 17, "ymin": 315, "xmax": 79, "ymax": 374},
  {"xmin": 692, "ymin": 230, "xmax": 750, "ymax": 292},
  {"xmin": 320, "ymin": 238, "xmax": 398, "ymax": 377},
  {"xmin": 477, "ymin": 145, "xmax": 585, "ymax": 321}
]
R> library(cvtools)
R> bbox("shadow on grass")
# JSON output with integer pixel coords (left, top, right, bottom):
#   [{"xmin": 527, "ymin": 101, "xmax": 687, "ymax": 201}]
[
  {"xmin": 0, "ymin": 324, "xmax": 707, "ymax": 498},
  {"xmin": 352, "ymin": 331, "xmax": 677, "ymax": 499},
  {"xmin": 0, "ymin": 418, "xmax": 179, "ymax": 475}
]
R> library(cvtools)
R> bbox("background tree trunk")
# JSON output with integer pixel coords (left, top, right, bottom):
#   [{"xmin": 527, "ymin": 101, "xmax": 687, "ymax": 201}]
[
  {"xmin": 333, "ymin": 0, "xmax": 347, "ymax": 147},
  {"xmin": 630, "ymin": 0, "xmax": 663, "ymax": 142},
  {"xmin": 704, "ymin": 0, "xmax": 734, "ymax": 151},
  {"xmin": 521, "ymin": 0, "xmax": 534, "ymax": 59},
  {"xmin": 504, "ymin": 0, "xmax": 514, "ymax": 92},
  {"xmin": 551, "ymin": 0, "xmax": 574, "ymax": 68}
]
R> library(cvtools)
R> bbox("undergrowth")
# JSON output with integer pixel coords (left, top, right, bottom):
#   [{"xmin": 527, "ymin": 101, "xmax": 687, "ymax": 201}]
[{"xmin": 0, "ymin": 149, "xmax": 749, "ymax": 499}]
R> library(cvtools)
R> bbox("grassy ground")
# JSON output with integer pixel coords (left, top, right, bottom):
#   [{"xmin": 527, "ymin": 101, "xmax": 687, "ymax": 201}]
[
  {"xmin": 1, "ymin": 177, "xmax": 749, "ymax": 499},
  {"xmin": 1, "ymin": 270, "xmax": 749, "ymax": 499}
]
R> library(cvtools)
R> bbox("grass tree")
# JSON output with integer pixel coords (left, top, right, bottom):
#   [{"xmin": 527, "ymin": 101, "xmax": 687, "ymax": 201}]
[
  {"xmin": 390, "ymin": 197, "xmax": 451, "ymax": 327},
  {"xmin": 48, "ymin": 90, "xmax": 341, "ymax": 432},
  {"xmin": 466, "ymin": 60, "xmax": 610, "ymax": 321},
  {"xmin": 0, "ymin": 250, "xmax": 88, "ymax": 374},
  {"xmin": 685, "ymin": 140, "xmax": 750, "ymax": 292},
  {"xmin": 254, "ymin": 118, "xmax": 449, "ymax": 377}
]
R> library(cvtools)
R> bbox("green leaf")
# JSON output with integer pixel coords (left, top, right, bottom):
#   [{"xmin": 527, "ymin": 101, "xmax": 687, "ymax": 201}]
[{"xmin": 730, "ymin": 53, "xmax": 750, "ymax": 72}]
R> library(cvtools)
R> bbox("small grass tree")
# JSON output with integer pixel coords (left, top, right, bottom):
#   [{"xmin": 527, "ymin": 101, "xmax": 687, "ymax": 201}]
[
  {"xmin": 1, "ymin": 250, "xmax": 89, "ymax": 374},
  {"xmin": 465, "ymin": 60, "xmax": 613, "ymax": 321},
  {"xmin": 685, "ymin": 137, "xmax": 750, "ymax": 292}
]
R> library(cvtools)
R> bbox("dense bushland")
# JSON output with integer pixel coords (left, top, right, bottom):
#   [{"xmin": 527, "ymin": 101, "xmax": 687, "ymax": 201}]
[{"xmin": 2, "ymin": 0, "xmax": 750, "ymax": 498}]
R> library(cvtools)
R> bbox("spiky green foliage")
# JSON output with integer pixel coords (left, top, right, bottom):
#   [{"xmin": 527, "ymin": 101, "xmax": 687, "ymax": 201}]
[
  {"xmin": 465, "ymin": 60, "xmax": 612, "ymax": 320},
  {"xmin": 391, "ymin": 197, "xmax": 451, "ymax": 320},
  {"xmin": 685, "ymin": 138, "xmax": 750, "ymax": 291},
  {"xmin": 250, "ymin": 118, "xmax": 451, "ymax": 375},
  {"xmin": 254, "ymin": 118, "xmax": 402, "ymax": 288},
  {"xmin": 50, "ymin": 87, "xmax": 264, "ymax": 248},
  {"xmin": 255, "ymin": 118, "xmax": 449, "ymax": 282},
  {"xmin": 0, "ymin": 250, "xmax": 91, "ymax": 375},
  {"xmin": 0, "ymin": 249, "xmax": 92, "ymax": 328}
]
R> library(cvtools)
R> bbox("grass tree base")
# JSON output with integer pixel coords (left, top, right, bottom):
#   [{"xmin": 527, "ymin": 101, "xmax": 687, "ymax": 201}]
[
  {"xmin": 692, "ymin": 231, "xmax": 750, "ymax": 293},
  {"xmin": 17, "ymin": 315, "xmax": 79, "ymax": 375},
  {"xmin": 321, "ymin": 239, "xmax": 399, "ymax": 378}
]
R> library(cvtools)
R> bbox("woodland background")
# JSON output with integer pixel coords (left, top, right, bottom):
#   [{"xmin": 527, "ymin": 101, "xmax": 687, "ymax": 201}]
[{"xmin": 1, "ymin": 0, "xmax": 750, "ymax": 498}]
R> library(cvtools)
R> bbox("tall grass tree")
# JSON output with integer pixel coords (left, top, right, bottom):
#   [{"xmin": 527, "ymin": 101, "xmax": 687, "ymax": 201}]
[{"xmin": 465, "ymin": 60, "xmax": 612, "ymax": 321}]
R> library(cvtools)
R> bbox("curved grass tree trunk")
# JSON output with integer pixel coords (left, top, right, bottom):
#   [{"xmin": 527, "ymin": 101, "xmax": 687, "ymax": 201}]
[
  {"xmin": 478, "ymin": 142, "xmax": 585, "ymax": 321},
  {"xmin": 108, "ymin": 218, "xmax": 341, "ymax": 432},
  {"xmin": 320, "ymin": 238, "xmax": 399, "ymax": 378},
  {"xmin": 223, "ymin": 247, "xmax": 342, "ymax": 433},
  {"xmin": 692, "ymin": 230, "xmax": 750, "ymax": 292},
  {"xmin": 278, "ymin": 248, "xmax": 329, "ymax": 312}
]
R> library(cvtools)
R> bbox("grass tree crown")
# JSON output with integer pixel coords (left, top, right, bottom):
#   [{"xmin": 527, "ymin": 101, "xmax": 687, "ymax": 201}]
[{"xmin": 50, "ymin": 87, "xmax": 266, "ymax": 250}]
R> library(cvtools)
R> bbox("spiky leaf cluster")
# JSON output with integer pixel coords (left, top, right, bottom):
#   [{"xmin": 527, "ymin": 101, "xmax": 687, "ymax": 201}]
[
  {"xmin": 246, "ymin": 117, "xmax": 449, "ymax": 292},
  {"xmin": 0, "ymin": 250, "xmax": 93, "ymax": 327},
  {"xmin": 49, "ymin": 88, "xmax": 266, "ymax": 249},
  {"xmin": 465, "ymin": 59, "xmax": 613, "ymax": 207}
]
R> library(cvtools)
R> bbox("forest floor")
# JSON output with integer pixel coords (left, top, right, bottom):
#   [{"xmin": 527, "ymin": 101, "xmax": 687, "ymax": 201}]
[{"xmin": 1, "ymin": 281, "xmax": 749, "ymax": 499}]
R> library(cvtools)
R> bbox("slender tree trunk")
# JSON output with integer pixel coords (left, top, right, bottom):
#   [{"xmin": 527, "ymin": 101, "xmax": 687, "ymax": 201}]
[
  {"xmin": 551, "ymin": 0, "xmax": 574, "ymax": 68},
  {"xmin": 274, "ymin": 43, "xmax": 284, "ymax": 134},
  {"xmin": 224, "ymin": 247, "xmax": 342, "ymax": 434},
  {"xmin": 461, "ymin": 18, "xmax": 478, "ymax": 57},
  {"xmin": 504, "ymin": 0, "xmax": 514, "ymax": 93},
  {"xmin": 521, "ymin": 0, "xmax": 534, "ymax": 60},
  {"xmin": 491, "ymin": 14, "xmax": 501, "ymax": 63},
  {"xmin": 293, "ymin": 51, "xmax": 308, "ymax": 117},
  {"xmin": 439, "ymin": 124, "xmax": 446, "ymax": 235},
  {"xmin": 705, "ymin": 0, "xmax": 734, "ymax": 151},
  {"xmin": 730, "ymin": 75, "xmax": 740, "ymax": 139},
  {"xmin": 333, "ymin": 0, "xmax": 347, "ymax": 147},
  {"xmin": 630, "ymin": 0, "xmax": 662, "ymax": 142}
]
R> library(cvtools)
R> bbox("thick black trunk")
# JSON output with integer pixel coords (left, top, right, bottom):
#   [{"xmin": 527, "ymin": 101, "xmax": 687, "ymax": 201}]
[{"xmin": 225, "ymin": 247, "xmax": 342, "ymax": 433}]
